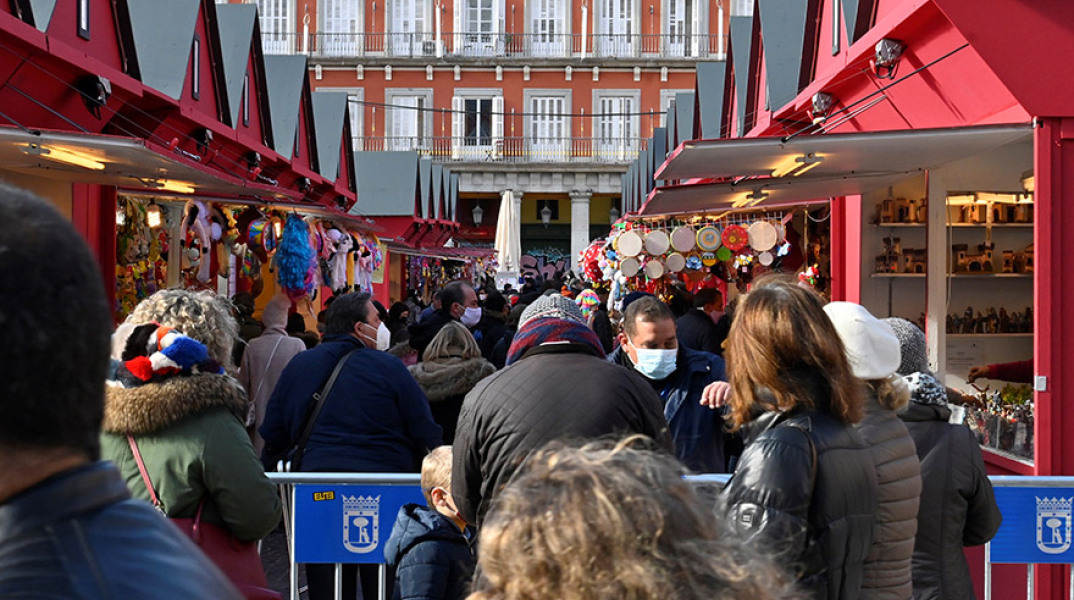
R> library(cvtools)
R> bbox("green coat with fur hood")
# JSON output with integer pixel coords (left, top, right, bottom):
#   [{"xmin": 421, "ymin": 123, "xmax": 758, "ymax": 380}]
[{"xmin": 100, "ymin": 373, "xmax": 282, "ymax": 542}]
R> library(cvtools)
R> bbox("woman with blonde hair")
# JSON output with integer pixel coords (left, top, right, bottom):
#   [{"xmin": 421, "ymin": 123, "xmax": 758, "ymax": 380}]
[
  {"xmin": 720, "ymin": 282, "xmax": 878, "ymax": 600},
  {"xmin": 101, "ymin": 289, "xmax": 282, "ymax": 597},
  {"xmin": 470, "ymin": 437, "xmax": 800, "ymax": 600},
  {"xmin": 408, "ymin": 321, "xmax": 495, "ymax": 443}
]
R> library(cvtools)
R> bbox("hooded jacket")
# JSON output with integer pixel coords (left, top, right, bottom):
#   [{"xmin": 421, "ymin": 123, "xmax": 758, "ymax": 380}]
[
  {"xmin": 409, "ymin": 309, "xmax": 459, "ymax": 358},
  {"xmin": 384, "ymin": 504, "xmax": 476, "ymax": 600},
  {"xmin": 453, "ymin": 328, "xmax": 672, "ymax": 525},
  {"xmin": 261, "ymin": 335, "xmax": 443, "ymax": 473},
  {"xmin": 100, "ymin": 373, "xmax": 282, "ymax": 542},
  {"xmin": 408, "ymin": 357, "xmax": 496, "ymax": 444},
  {"xmin": 721, "ymin": 372, "xmax": 879, "ymax": 600},
  {"xmin": 899, "ymin": 388, "xmax": 1001, "ymax": 600},
  {"xmin": 239, "ymin": 296, "xmax": 306, "ymax": 456},
  {"xmin": 609, "ymin": 345, "xmax": 738, "ymax": 472},
  {"xmin": 854, "ymin": 388, "xmax": 922, "ymax": 599}
]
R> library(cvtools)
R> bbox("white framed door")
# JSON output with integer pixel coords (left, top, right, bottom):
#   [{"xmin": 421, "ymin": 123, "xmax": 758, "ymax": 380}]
[
  {"xmin": 530, "ymin": 0, "xmax": 567, "ymax": 57},
  {"xmin": 320, "ymin": 0, "xmax": 361, "ymax": 56},
  {"xmin": 529, "ymin": 95, "xmax": 568, "ymax": 161},
  {"xmin": 597, "ymin": 0, "xmax": 633, "ymax": 57},
  {"xmin": 389, "ymin": 95, "xmax": 427, "ymax": 151},
  {"xmin": 390, "ymin": 0, "xmax": 429, "ymax": 55},
  {"xmin": 665, "ymin": 0, "xmax": 697, "ymax": 56},
  {"xmin": 257, "ymin": 0, "xmax": 295, "ymax": 54},
  {"xmin": 596, "ymin": 96, "xmax": 636, "ymax": 162},
  {"xmin": 459, "ymin": 0, "xmax": 501, "ymax": 56}
]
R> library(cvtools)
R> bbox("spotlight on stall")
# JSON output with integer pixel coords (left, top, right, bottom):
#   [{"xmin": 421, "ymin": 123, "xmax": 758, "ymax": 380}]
[{"xmin": 873, "ymin": 39, "xmax": 905, "ymax": 80}]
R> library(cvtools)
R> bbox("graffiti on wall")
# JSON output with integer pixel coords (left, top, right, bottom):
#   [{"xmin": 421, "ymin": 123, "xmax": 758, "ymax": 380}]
[{"xmin": 520, "ymin": 251, "xmax": 568, "ymax": 281}]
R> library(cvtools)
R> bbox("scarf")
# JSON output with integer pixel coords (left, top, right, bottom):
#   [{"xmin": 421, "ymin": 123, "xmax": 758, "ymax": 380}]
[
  {"xmin": 506, "ymin": 317, "xmax": 606, "ymax": 366},
  {"xmin": 904, "ymin": 371, "xmax": 947, "ymax": 406}
]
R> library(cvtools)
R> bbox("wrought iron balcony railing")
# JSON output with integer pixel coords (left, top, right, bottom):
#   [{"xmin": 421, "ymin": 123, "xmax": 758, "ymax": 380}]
[
  {"xmin": 263, "ymin": 32, "xmax": 725, "ymax": 59},
  {"xmin": 358, "ymin": 136, "xmax": 648, "ymax": 163}
]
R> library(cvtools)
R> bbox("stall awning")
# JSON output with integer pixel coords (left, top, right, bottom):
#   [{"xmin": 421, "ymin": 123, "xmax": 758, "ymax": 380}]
[
  {"xmin": 0, "ymin": 126, "xmax": 298, "ymax": 200},
  {"xmin": 642, "ymin": 123, "xmax": 1032, "ymax": 217}
]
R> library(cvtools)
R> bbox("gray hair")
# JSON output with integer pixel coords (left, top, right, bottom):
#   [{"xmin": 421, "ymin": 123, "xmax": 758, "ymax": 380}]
[{"xmin": 126, "ymin": 289, "xmax": 239, "ymax": 369}]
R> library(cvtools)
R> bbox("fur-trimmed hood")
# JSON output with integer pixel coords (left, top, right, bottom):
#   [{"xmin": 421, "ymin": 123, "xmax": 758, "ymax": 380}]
[
  {"xmin": 103, "ymin": 373, "xmax": 248, "ymax": 434},
  {"xmin": 408, "ymin": 357, "xmax": 495, "ymax": 403}
]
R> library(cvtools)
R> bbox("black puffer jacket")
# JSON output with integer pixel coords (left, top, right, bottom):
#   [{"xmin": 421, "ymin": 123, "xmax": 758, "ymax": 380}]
[
  {"xmin": 899, "ymin": 401, "xmax": 1001, "ymax": 600},
  {"xmin": 452, "ymin": 350, "xmax": 672, "ymax": 525},
  {"xmin": 721, "ymin": 378, "xmax": 878, "ymax": 600}
]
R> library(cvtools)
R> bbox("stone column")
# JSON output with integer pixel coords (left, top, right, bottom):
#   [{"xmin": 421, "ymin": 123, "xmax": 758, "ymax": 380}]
[{"xmin": 569, "ymin": 190, "xmax": 592, "ymax": 273}]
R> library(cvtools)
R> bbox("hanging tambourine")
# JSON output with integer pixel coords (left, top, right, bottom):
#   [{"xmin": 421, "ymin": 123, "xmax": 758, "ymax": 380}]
[
  {"xmin": 701, "ymin": 252, "xmax": 718, "ymax": 267},
  {"xmin": 620, "ymin": 257, "xmax": 640, "ymax": 278},
  {"xmin": 748, "ymin": 221, "xmax": 778, "ymax": 252},
  {"xmin": 671, "ymin": 226, "xmax": 696, "ymax": 252},
  {"xmin": 685, "ymin": 255, "xmax": 703, "ymax": 270},
  {"xmin": 716, "ymin": 246, "xmax": 733, "ymax": 262},
  {"xmin": 644, "ymin": 259, "xmax": 665, "ymax": 279},
  {"xmin": 644, "ymin": 230, "xmax": 670, "ymax": 256},
  {"xmin": 697, "ymin": 226, "xmax": 722, "ymax": 252},
  {"xmin": 247, "ymin": 218, "xmax": 277, "ymax": 262},
  {"xmin": 721, "ymin": 225, "xmax": 748, "ymax": 252},
  {"xmin": 758, "ymin": 251, "xmax": 775, "ymax": 266},
  {"xmin": 665, "ymin": 253, "xmax": 686, "ymax": 273},
  {"xmin": 617, "ymin": 230, "xmax": 643, "ymax": 257}
]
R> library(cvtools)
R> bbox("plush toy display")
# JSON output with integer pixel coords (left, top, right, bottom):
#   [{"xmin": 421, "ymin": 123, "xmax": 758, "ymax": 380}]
[
  {"xmin": 328, "ymin": 230, "xmax": 353, "ymax": 293},
  {"xmin": 275, "ymin": 214, "xmax": 317, "ymax": 300}
]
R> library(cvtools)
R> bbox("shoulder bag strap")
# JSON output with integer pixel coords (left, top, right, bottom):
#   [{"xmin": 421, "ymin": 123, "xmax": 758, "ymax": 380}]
[
  {"xmin": 127, "ymin": 433, "xmax": 164, "ymax": 513},
  {"xmin": 292, "ymin": 348, "xmax": 359, "ymax": 466}
]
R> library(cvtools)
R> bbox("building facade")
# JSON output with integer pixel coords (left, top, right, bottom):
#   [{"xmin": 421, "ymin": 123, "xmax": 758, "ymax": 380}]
[{"xmin": 235, "ymin": 0, "xmax": 741, "ymax": 277}]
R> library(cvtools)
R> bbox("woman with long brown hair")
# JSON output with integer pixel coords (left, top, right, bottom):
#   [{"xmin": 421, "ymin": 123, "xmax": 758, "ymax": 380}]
[{"xmin": 720, "ymin": 281, "xmax": 878, "ymax": 600}]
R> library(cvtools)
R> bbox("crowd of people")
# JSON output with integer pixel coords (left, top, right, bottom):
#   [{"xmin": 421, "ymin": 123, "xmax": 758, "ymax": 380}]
[{"xmin": 0, "ymin": 186, "xmax": 1003, "ymax": 600}]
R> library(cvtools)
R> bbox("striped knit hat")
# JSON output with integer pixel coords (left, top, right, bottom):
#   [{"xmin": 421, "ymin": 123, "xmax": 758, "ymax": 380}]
[{"xmin": 519, "ymin": 294, "xmax": 586, "ymax": 329}]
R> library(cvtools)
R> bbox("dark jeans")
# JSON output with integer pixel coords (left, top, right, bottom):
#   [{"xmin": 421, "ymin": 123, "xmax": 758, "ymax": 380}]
[{"xmin": 306, "ymin": 563, "xmax": 390, "ymax": 600}]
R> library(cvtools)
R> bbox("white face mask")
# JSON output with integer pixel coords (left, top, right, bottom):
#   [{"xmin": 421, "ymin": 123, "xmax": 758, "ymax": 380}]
[
  {"xmin": 376, "ymin": 322, "xmax": 391, "ymax": 351},
  {"xmin": 629, "ymin": 340, "xmax": 678, "ymax": 380},
  {"xmin": 461, "ymin": 306, "xmax": 482, "ymax": 327}
]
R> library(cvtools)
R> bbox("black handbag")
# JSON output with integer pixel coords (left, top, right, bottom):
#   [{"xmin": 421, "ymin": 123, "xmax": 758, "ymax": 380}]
[{"xmin": 287, "ymin": 349, "xmax": 358, "ymax": 471}]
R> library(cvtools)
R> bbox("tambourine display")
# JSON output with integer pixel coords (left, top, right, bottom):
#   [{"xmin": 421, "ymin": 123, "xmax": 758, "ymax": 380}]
[
  {"xmin": 247, "ymin": 218, "xmax": 278, "ymax": 258},
  {"xmin": 748, "ymin": 221, "xmax": 778, "ymax": 252},
  {"xmin": 620, "ymin": 257, "xmax": 640, "ymax": 278},
  {"xmin": 721, "ymin": 225, "xmax": 748, "ymax": 252},
  {"xmin": 617, "ymin": 230, "xmax": 643, "ymax": 257},
  {"xmin": 696, "ymin": 226, "xmax": 722, "ymax": 252},
  {"xmin": 716, "ymin": 246, "xmax": 733, "ymax": 262},
  {"xmin": 665, "ymin": 253, "xmax": 686, "ymax": 273},
  {"xmin": 700, "ymin": 252, "xmax": 718, "ymax": 267},
  {"xmin": 670, "ymin": 226, "xmax": 696, "ymax": 252},
  {"xmin": 758, "ymin": 251, "xmax": 774, "ymax": 266},
  {"xmin": 643, "ymin": 230, "xmax": 670, "ymax": 256}
]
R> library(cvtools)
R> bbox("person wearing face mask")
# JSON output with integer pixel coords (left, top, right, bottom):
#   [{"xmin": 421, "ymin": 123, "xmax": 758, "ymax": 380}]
[
  {"xmin": 408, "ymin": 281, "xmax": 481, "ymax": 359},
  {"xmin": 261, "ymin": 292, "xmax": 443, "ymax": 600},
  {"xmin": 610, "ymin": 295, "xmax": 741, "ymax": 473}
]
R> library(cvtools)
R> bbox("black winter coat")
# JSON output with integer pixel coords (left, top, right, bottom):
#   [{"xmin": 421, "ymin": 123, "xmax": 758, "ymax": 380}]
[
  {"xmin": 899, "ymin": 402, "xmax": 1001, "ymax": 600},
  {"xmin": 409, "ymin": 309, "xmax": 458, "ymax": 357},
  {"xmin": 676, "ymin": 309, "xmax": 722, "ymax": 355},
  {"xmin": 722, "ymin": 387, "xmax": 878, "ymax": 600},
  {"xmin": 385, "ymin": 504, "xmax": 475, "ymax": 600},
  {"xmin": 453, "ymin": 349, "xmax": 673, "ymax": 525}
]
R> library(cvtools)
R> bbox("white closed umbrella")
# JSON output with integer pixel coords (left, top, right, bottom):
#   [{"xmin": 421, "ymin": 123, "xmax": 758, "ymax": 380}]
[{"xmin": 494, "ymin": 190, "xmax": 521, "ymax": 275}]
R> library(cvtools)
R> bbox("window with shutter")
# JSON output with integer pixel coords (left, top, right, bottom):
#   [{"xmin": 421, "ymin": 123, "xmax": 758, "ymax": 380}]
[
  {"xmin": 320, "ymin": 0, "xmax": 362, "ymax": 57},
  {"xmin": 597, "ymin": 0, "xmax": 634, "ymax": 56},
  {"xmin": 527, "ymin": 93, "xmax": 569, "ymax": 162},
  {"xmin": 257, "ymin": 0, "xmax": 295, "ymax": 54}
]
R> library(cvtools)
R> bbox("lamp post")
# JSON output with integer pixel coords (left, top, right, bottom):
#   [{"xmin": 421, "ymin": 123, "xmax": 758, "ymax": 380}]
[
  {"xmin": 540, "ymin": 204, "xmax": 552, "ymax": 227},
  {"xmin": 472, "ymin": 202, "xmax": 484, "ymax": 226},
  {"xmin": 609, "ymin": 205, "xmax": 620, "ymax": 224}
]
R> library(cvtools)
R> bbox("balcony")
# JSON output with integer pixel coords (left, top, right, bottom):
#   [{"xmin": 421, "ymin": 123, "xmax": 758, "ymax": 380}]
[
  {"xmin": 264, "ymin": 32, "xmax": 725, "ymax": 60},
  {"xmin": 358, "ymin": 136, "xmax": 648, "ymax": 163}
]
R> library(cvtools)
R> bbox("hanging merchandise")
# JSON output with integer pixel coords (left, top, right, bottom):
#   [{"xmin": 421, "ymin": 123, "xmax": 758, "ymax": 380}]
[
  {"xmin": 275, "ymin": 214, "xmax": 317, "ymax": 300},
  {"xmin": 180, "ymin": 199, "xmax": 214, "ymax": 285},
  {"xmin": 576, "ymin": 289, "xmax": 600, "ymax": 319},
  {"xmin": 115, "ymin": 198, "xmax": 169, "ymax": 320},
  {"xmin": 671, "ymin": 225, "xmax": 697, "ymax": 253},
  {"xmin": 327, "ymin": 229, "xmax": 353, "ymax": 293},
  {"xmin": 696, "ymin": 226, "xmax": 722, "ymax": 252},
  {"xmin": 747, "ymin": 221, "xmax": 778, "ymax": 252},
  {"xmin": 721, "ymin": 225, "xmax": 748, "ymax": 252}
]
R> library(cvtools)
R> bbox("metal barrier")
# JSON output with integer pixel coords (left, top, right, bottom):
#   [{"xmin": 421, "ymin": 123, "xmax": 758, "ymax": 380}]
[{"xmin": 266, "ymin": 472, "xmax": 1074, "ymax": 600}]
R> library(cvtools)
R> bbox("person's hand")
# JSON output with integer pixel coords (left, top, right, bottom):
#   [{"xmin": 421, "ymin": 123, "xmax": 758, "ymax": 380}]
[
  {"xmin": 967, "ymin": 365, "xmax": 990, "ymax": 383},
  {"xmin": 700, "ymin": 381, "xmax": 732, "ymax": 409}
]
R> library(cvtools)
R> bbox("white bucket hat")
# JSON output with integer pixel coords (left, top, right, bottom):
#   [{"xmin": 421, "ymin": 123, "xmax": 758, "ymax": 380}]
[{"xmin": 823, "ymin": 301, "xmax": 901, "ymax": 380}]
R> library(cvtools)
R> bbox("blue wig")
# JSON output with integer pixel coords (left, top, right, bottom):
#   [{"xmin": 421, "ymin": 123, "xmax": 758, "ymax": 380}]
[{"xmin": 275, "ymin": 215, "xmax": 315, "ymax": 299}]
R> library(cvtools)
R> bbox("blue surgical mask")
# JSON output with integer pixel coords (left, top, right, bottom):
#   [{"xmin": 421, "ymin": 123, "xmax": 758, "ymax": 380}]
[{"xmin": 629, "ymin": 341, "xmax": 678, "ymax": 380}]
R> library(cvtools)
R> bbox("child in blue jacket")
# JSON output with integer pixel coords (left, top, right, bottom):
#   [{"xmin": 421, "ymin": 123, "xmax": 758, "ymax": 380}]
[{"xmin": 385, "ymin": 446, "xmax": 476, "ymax": 600}]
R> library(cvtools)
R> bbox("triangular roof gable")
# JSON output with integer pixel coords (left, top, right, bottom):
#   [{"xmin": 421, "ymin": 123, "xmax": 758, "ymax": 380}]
[
  {"xmin": 757, "ymin": 0, "xmax": 819, "ymax": 114},
  {"xmin": 448, "ymin": 170, "xmax": 458, "ymax": 223},
  {"xmin": 263, "ymin": 54, "xmax": 307, "ymax": 159},
  {"xmin": 179, "ymin": 0, "xmax": 228, "ymax": 124},
  {"xmin": 675, "ymin": 92, "xmax": 695, "ymax": 146},
  {"xmin": 431, "ymin": 163, "xmax": 444, "ymax": 221},
  {"xmin": 418, "ymin": 157, "xmax": 433, "ymax": 219},
  {"xmin": 730, "ymin": 14, "xmax": 762, "ymax": 137},
  {"xmin": 352, "ymin": 151, "xmax": 421, "ymax": 217},
  {"xmin": 44, "ymin": 0, "xmax": 141, "ymax": 86},
  {"xmin": 215, "ymin": 3, "xmax": 256, "ymax": 128},
  {"xmin": 290, "ymin": 71, "xmax": 319, "ymax": 175},
  {"xmin": 127, "ymin": 0, "xmax": 200, "ymax": 100},
  {"xmin": 695, "ymin": 61, "xmax": 730, "ymax": 139},
  {"xmin": 12, "ymin": 0, "xmax": 58, "ymax": 32},
  {"xmin": 312, "ymin": 91, "xmax": 347, "ymax": 180},
  {"xmin": 842, "ymin": 0, "xmax": 878, "ymax": 44}
]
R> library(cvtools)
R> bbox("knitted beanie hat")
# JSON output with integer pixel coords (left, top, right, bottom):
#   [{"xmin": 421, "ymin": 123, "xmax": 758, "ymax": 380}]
[
  {"xmin": 883, "ymin": 317, "xmax": 930, "ymax": 376},
  {"xmin": 519, "ymin": 294, "xmax": 586, "ymax": 329},
  {"xmin": 117, "ymin": 323, "xmax": 222, "ymax": 386}
]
